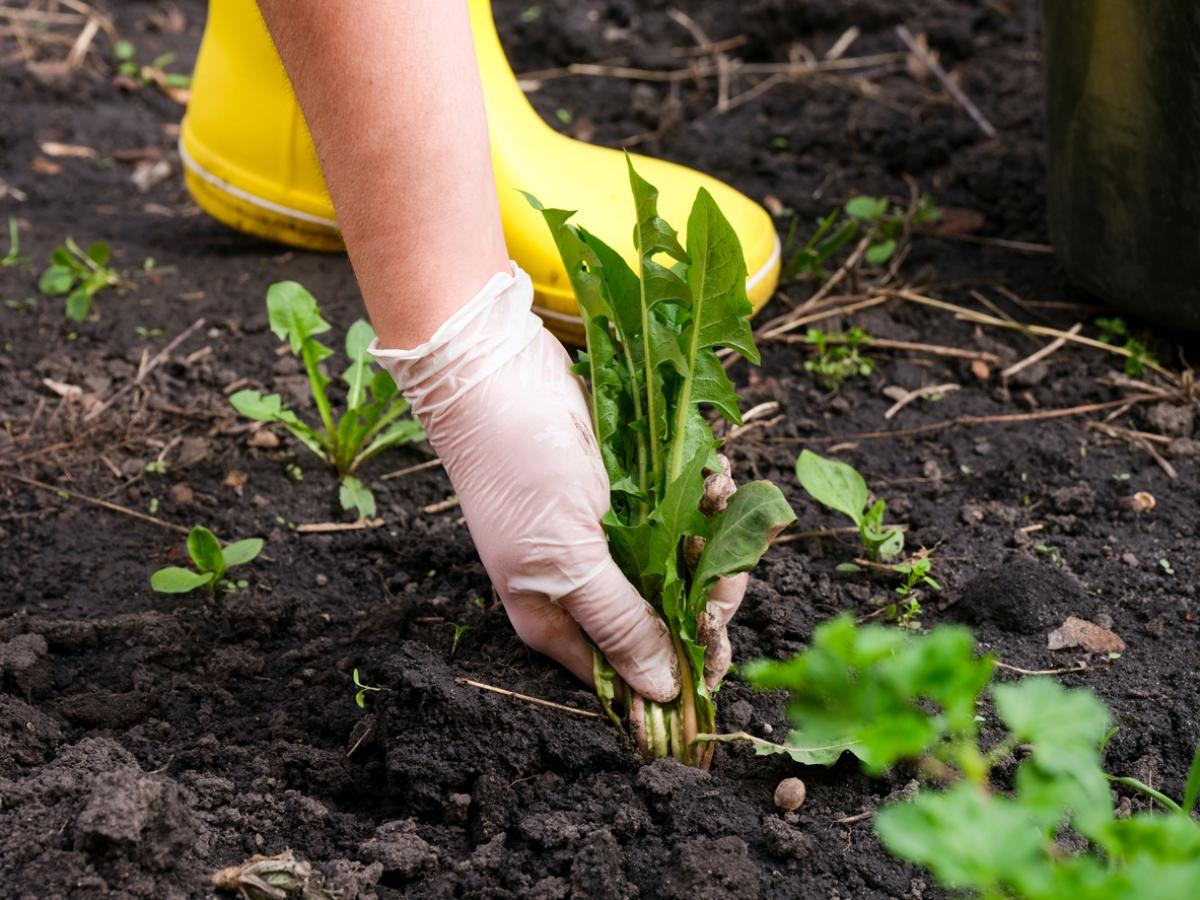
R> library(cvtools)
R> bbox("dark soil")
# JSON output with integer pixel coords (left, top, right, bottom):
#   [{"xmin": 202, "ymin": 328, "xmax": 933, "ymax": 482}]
[{"xmin": 2, "ymin": 1, "xmax": 1198, "ymax": 898}]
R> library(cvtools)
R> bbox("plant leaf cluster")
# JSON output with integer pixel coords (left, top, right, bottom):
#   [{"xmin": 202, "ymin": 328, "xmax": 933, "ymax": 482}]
[
  {"xmin": 803, "ymin": 326, "xmax": 874, "ymax": 391},
  {"xmin": 1095, "ymin": 316, "xmax": 1159, "ymax": 378},
  {"xmin": 796, "ymin": 449, "xmax": 903, "ymax": 560},
  {"xmin": 230, "ymin": 282, "xmax": 425, "ymax": 519},
  {"xmin": 151, "ymin": 525, "xmax": 262, "ymax": 594},
  {"xmin": 528, "ymin": 155, "xmax": 795, "ymax": 764},
  {"xmin": 780, "ymin": 193, "xmax": 940, "ymax": 281},
  {"xmin": 39, "ymin": 237, "xmax": 119, "ymax": 321},
  {"xmin": 745, "ymin": 617, "xmax": 1200, "ymax": 899}
]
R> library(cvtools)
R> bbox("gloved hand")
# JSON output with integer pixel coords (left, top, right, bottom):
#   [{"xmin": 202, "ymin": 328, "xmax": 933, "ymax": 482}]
[{"xmin": 370, "ymin": 264, "xmax": 746, "ymax": 703}]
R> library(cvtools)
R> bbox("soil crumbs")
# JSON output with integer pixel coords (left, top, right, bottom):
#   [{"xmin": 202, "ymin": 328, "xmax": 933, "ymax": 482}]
[{"xmin": 1, "ymin": 1, "xmax": 1198, "ymax": 898}]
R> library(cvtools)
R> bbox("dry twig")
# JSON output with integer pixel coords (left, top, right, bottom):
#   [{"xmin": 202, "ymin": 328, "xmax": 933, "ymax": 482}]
[
  {"xmin": 0, "ymin": 470, "xmax": 189, "ymax": 533},
  {"xmin": 895, "ymin": 24, "xmax": 996, "ymax": 137},
  {"xmin": 456, "ymin": 678, "xmax": 602, "ymax": 719}
]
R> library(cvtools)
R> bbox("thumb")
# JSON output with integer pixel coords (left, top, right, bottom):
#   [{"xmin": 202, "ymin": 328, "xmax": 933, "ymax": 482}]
[{"xmin": 559, "ymin": 558, "xmax": 680, "ymax": 703}]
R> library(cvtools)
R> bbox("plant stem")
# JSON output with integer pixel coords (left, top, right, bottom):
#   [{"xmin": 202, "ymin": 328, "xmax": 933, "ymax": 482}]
[
  {"xmin": 672, "ymin": 634, "xmax": 701, "ymax": 766},
  {"xmin": 1106, "ymin": 775, "xmax": 1182, "ymax": 814},
  {"xmin": 302, "ymin": 344, "xmax": 338, "ymax": 451}
]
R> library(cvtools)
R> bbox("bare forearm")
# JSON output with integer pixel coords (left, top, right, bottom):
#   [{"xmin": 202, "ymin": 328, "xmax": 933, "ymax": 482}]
[{"xmin": 256, "ymin": 0, "xmax": 508, "ymax": 347}]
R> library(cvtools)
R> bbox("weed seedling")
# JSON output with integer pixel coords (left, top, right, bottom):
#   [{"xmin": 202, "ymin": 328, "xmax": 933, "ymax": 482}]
[
  {"xmin": 230, "ymin": 283, "xmax": 425, "ymax": 518},
  {"xmin": 893, "ymin": 555, "xmax": 940, "ymax": 597},
  {"xmin": 780, "ymin": 193, "xmax": 939, "ymax": 282},
  {"xmin": 803, "ymin": 326, "xmax": 874, "ymax": 390},
  {"xmin": 448, "ymin": 622, "xmax": 474, "ymax": 655},
  {"xmin": 150, "ymin": 525, "xmax": 263, "ymax": 594},
  {"xmin": 114, "ymin": 40, "xmax": 191, "ymax": 90},
  {"xmin": 1095, "ymin": 316, "xmax": 1159, "ymax": 377},
  {"xmin": 39, "ymin": 238, "xmax": 119, "ymax": 321},
  {"xmin": 738, "ymin": 617, "xmax": 1200, "ymax": 899},
  {"xmin": 529, "ymin": 156, "xmax": 796, "ymax": 766},
  {"xmin": 795, "ymin": 449, "xmax": 903, "ymax": 560},
  {"xmin": 2, "ymin": 216, "xmax": 30, "ymax": 267},
  {"xmin": 352, "ymin": 668, "xmax": 382, "ymax": 708}
]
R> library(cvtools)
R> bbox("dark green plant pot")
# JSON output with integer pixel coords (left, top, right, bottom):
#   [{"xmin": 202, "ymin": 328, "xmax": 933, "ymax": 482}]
[{"xmin": 1043, "ymin": 0, "xmax": 1200, "ymax": 330}]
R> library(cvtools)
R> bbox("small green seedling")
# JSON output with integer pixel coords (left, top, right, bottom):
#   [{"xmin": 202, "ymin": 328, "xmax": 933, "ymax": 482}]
[
  {"xmin": 2, "ymin": 216, "xmax": 30, "ymax": 267},
  {"xmin": 114, "ymin": 40, "xmax": 192, "ymax": 89},
  {"xmin": 796, "ymin": 449, "xmax": 903, "ymax": 560},
  {"xmin": 780, "ymin": 193, "xmax": 940, "ymax": 281},
  {"xmin": 448, "ymin": 622, "xmax": 474, "ymax": 655},
  {"xmin": 1159, "ymin": 558, "xmax": 1176, "ymax": 576},
  {"xmin": 1095, "ymin": 316, "xmax": 1159, "ymax": 377},
  {"xmin": 150, "ymin": 525, "xmax": 263, "ymax": 594},
  {"xmin": 803, "ymin": 326, "xmax": 874, "ymax": 390},
  {"xmin": 894, "ymin": 555, "xmax": 940, "ymax": 597},
  {"xmin": 39, "ymin": 238, "xmax": 119, "ymax": 321},
  {"xmin": 230, "ymin": 282, "xmax": 425, "ymax": 519},
  {"xmin": 352, "ymin": 668, "xmax": 382, "ymax": 708}
]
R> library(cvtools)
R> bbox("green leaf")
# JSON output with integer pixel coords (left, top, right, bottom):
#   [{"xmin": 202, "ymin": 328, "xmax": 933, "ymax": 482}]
[
  {"xmin": 866, "ymin": 239, "xmax": 896, "ymax": 265},
  {"xmin": 688, "ymin": 481, "xmax": 795, "ymax": 611},
  {"xmin": 744, "ymin": 618, "xmax": 993, "ymax": 773},
  {"xmin": 266, "ymin": 281, "xmax": 333, "ymax": 353},
  {"xmin": 39, "ymin": 265, "xmax": 75, "ymax": 296},
  {"xmin": 875, "ymin": 782, "xmax": 1054, "ymax": 895},
  {"xmin": 150, "ymin": 567, "xmax": 214, "ymax": 594},
  {"xmin": 229, "ymin": 389, "xmax": 328, "ymax": 460},
  {"xmin": 1183, "ymin": 740, "xmax": 1200, "ymax": 816},
  {"xmin": 995, "ymin": 679, "xmax": 1112, "ymax": 773},
  {"xmin": 339, "ymin": 476, "xmax": 376, "ymax": 519},
  {"xmin": 221, "ymin": 538, "xmax": 263, "ymax": 569},
  {"xmin": 685, "ymin": 187, "xmax": 758, "ymax": 364},
  {"xmin": 845, "ymin": 196, "xmax": 889, "ymax": 221},
  {"xmin": 65, "ymin": 287, "xmax": 91, "ymax": 322},
  {"xmin": 186, "ymin": 526, "xmax": 225, "ymax": 576},
  {"xmin": 645, "ymin": 445, "xmax": 710, "ymax": 583},
  {"xmin": 342, "ymin": 319, "xmax": 377, "ymax": 410},
  {"xmin": 795, "ymin": 449, "xmax": 868, "ymax": 526},
  {"xmin": 86, "ymin": 242, "xmax": 110, "ymax": 266}
]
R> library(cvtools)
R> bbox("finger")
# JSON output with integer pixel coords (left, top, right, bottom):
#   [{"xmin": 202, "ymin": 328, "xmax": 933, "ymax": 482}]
[
  {"xmin": 560, "ymin": 558, "xmax": 680, "ymax": 703},
  {"xmin": 500, "ymin": 591, "xmax": 598, "ymax": 688},
  {"xmin": 706, "ymin": 572, "xmax": 749, "ymax": 626},
  {"xmin": 697, "ymin": 610, "xmax": 732, "ymax": 689},
  {"xmin": 700, "ymin": 472, "xmax": 736, "ymax": 515}
]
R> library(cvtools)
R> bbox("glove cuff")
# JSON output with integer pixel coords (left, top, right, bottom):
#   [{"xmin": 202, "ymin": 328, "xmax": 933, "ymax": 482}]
[{"xmin": 369, "ymin": 262, "xmax": 542, "ymax": 417}]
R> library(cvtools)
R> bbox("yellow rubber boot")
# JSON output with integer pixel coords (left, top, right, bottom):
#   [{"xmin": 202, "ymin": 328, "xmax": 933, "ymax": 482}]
[{"xmin": 180, "ymin": 1, "xmax": 781, "ymax": 343}]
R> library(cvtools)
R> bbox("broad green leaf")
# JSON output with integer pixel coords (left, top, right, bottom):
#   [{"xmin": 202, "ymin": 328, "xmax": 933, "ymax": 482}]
[
  {"xmin": 266, "ymin": 281, "xmax": 332, "ymax": 352},
  {"xmin": 796, "ymin": 449, "xmax": 868, "ymax": 526},
  {"xmin": 645, "ymin": 445, "xmax": 710, "ymax": 581},
  {"xmin": 866, "ymin": 239, "xmax": 896, "ymax": 265},
  {"xmin": 229, "ymin": 390, "xmax": 328, "ymax": 460},
  {"xmin": 229, "ymin": 389, "xmax": 285, "ymax": 421},
  {"xmin": 65, "ymin": 287, "xmax": 90, "ymax": 322},
  {"xmin": 39, "ymin": 265, "xmax": 75, "ymax": 295},
  {"xmin": 875, "ymin": 782, "xmax": 1053, "ymax": 895},
  {"xmin": 995, "ymin": 679, "xmax": 1112, "ymax": 773},
  {"xmin": 685, "ymin": 187, "xmax": 758, "ymax": 364},
  {"xmin": 150, "ymin": 567, "xmax": 214, "ymax": 594},
  {"xmin": 339, "ymin": 476, "xmax": 376, "ymax": 519},
  {"xmin": 688, "ymin": 481, "xmax": 795, "ymax": 611},
  {"xmin": 845, "ymin": 196, "xmax": 889, "ymax": 221},
  {"xmin": 186, "ymin": 526, "xmax": 224, "ymax": 576},
  {"xmin": 342, "ymin": 319, "xmax": 377, "ymax": 410},
  {"xmin": 221, "ymin": 537, "xmax": 263, "ymax": 569},
  {"xmin": 86, "ymin": 241, "xmax": 110, "ymax": 266},
  {"xmin": 744, "ymin": 618, "xmax": 992, "ymax": 773},
  {"xmin": 525, "ymin": 198, "xmax": 632, "ymax": 490}
]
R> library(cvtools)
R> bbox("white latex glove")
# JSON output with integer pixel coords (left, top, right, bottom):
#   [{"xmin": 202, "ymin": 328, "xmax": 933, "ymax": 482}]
[{"xmin": 371, "ymin": 264, "xmax": 698, "ymax": 701}]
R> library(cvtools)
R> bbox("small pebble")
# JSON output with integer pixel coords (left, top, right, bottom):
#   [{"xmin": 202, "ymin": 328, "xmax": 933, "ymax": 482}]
[
  {"xmin": 774, "ymin": 777, "xmax": 807, "ymax": 811},
  {"xmin": 315, "ymin": 574, "xmax": 329, "ymax": 587}
]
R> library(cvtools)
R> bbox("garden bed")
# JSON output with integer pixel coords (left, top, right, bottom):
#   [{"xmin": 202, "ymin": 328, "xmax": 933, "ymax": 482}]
[{"xmin": 1, "ymin": 1, "xmax": 1197, "ymax": 897}]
